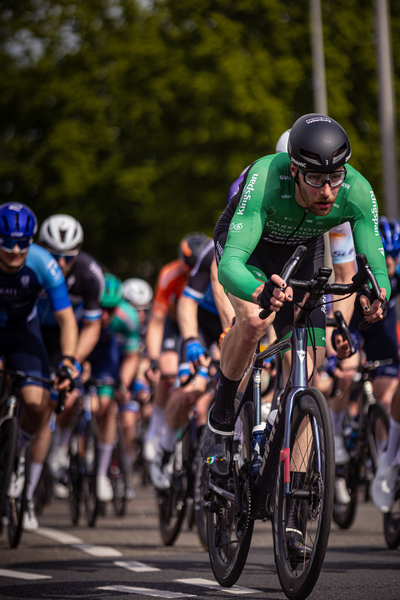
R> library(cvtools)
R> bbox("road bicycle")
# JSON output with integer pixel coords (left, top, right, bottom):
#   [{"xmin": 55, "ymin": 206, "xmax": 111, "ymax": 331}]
[
  {"xmin": 330, "ymin": 356, "xmax": 391, "ymax": 529},
  {"xmin": 204, "ymin": 247, "xmax": 382, "ymax": 600},
  {"xmin": 0, "ymin": 366, "xmax": 64, "ymax": 548},
  {"xmin": 157, "ymin": 364, "xmax": 218, "ymax": 548}
]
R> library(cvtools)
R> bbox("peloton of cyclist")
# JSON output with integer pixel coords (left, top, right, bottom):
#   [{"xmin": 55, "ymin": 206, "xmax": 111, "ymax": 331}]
[
  {"xmin": 88, "ymin": 273, "xmax": 140, "ymax": 502},
  {"xmin": 22, "ymin": 214, "xmax": 105, "ymax": 531},
  {"xmin": 202, "ymin": 114, "xmax": 390, "ymax": 560},
  {"xmin": 150, "ymin": 235, "xmax": 236, "ymax": 490},
  {"xmin": 0, "ymin": 203, "xmax": 78, "ymax": 512},
  {"xmin": 143, "ymin": 233, "xmax": 212, "ymax": 462}
]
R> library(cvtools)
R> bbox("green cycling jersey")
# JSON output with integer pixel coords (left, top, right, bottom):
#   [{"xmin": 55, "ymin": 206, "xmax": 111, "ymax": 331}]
[{"xmin": 218, "ymin": 153, "xmax": 390, "ymax": 302}]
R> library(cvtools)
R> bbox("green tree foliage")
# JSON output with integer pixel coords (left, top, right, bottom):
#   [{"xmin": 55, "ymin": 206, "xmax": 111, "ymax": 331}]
[{"xmin": 0, "ymin": 1, "xmax": 398, "ymax": 279}]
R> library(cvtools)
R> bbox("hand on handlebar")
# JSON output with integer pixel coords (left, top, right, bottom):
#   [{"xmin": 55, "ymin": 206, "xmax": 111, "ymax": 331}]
[
  {"xmin": 355, "ymin": 286, "xmax": 388, "ymax": 324},
  {"xmin": 257, "ymin": 274, "xmax": 293, "ymax": 313},
  {"xmin": 331, "ymin": 330, "xmax": 359, "ymax": 360}
]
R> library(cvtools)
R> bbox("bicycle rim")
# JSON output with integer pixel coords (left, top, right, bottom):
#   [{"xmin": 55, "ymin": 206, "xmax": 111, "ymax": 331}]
[
  {"xmin": 158, "ymin": 457, "xmax": 188, "ymax": 546},
  {"xmin": 8, "ymin": 445, "xmax": 31, "ymax": 548},
  {"xmin": 273, "ymin": 388, "xmax": 335, "ymax": 600},
  {"xmin": 0, "ymin": 418, "xmax": 18, "ymax": 532},
  {"xmin": 332, "ymin": 462, "xmax": 358, "ymax": 530},
  {"xmin": 383, "ymin": 482, "xmax": 400, "ymax": 549},
  {"xmin": 84, "ymin": 419, "xmax": 99, "ymax": 528},
  {"xmin": 110, "ymin": 434, "xmax": 127, "ymax": 517},
  {"xmin": 206, "ymin": 399, "xmax": 254, "ymax": 587},
  {"xmin": 194, "ymin": 445, "xmax": 209, "ymax": 551},
  {"xmin": 68, "ymin": 425, "xmax": 82, "ymax": 525}
]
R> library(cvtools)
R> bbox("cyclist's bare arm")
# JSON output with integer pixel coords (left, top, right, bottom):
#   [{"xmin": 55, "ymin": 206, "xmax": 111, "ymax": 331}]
[
  {"xmin": 54, "ymin": 306, "xmax": 79, "ymax": 388},
  {"xmin": 210, "ymin": 256, "xmax": 235, "ymax": 330},
  {"xmin": 75, "ymin": 318, "xmax": 102, "ymax": 365}
]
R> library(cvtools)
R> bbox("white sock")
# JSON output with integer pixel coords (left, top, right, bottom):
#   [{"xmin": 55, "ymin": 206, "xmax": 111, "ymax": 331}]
[
  {"xmin": 146, "ymin": 405, "xmax": 166, "ymax": 440},
  {"xmin": 96, "ymin": 442, "xmax": 114, "ymax": 477},
  {"xmin": 386, "ymin": 417, "xmax": 400, "ymax": 466},
  {"xmin": 161, "ymin": 425, "xmax": 177, "ymax": 453},
  {"xmin": 26, "ymin": 462, "xmax": 43, "ymax": 502},
  {"xmin": 330, "ymin": 409, "xmax": 346, "ymax": 436}
]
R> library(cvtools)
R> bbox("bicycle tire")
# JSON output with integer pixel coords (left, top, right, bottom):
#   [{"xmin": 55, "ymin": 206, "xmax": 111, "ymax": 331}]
[
  {"xmin": 206, "ymin": 399, "xmax": 254, "ymax": 587},
  {"xmin": 158, "ymin": 438, "xmax": 188, "ymax": 546},
  {"xmin": 273, "ymin": 387, "xmax": 335, "ymax": 600},
  {"xmin": 383, "ymin": 481, "xmax": 400, "ymax": 549},
  {"xmin": 7, "ymin": 445, "xmax": 31, "ymax": 548},
  {"xmin": 68, "ymin": 422, "xmax": 82, "ymax": 525},
  {"xmin": 83, "ymin": 418, "xmax": 99, "ymax": 527},
  {"xmin": 110, "ymin": 430, "xmax": 127, "ymax": 518},
  {"xmin": 0, "ymin": 417, "xmax": 18, "ymax": 534},
  {"xmin": 332, "ymin": 461, "xmax": 358, "ymax": 530},
  {"xmin": 194, "ymin": 444, "xmax": 209, "ymax": 551},
  {"xmin": 33, "ymin": 461, "xmax": 53, "ymax": 516}
]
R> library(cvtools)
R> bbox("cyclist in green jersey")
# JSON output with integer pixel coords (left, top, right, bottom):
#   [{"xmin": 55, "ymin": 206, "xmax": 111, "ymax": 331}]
[{"xmin": 202, "ymin": 114, "xmax": 390, "ymax": 487}]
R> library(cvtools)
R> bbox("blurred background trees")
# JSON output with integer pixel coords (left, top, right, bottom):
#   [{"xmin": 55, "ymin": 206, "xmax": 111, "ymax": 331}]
[{"xmin": 0, "ymin": 0, "xmax": 399, "ymax": 281}]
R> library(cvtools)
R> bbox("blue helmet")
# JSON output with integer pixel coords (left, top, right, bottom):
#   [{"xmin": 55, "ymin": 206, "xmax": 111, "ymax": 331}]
[
  {"xmin": 0, "ymin": 202, "xmax": 37, "ymax": 238},
  {"xmin": 379, "ymin": 216, "xmax": 400, "ymax": 253}
]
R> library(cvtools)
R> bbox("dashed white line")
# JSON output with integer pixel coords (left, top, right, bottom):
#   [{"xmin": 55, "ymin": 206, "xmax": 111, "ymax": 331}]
[
  {"xmin": 114, "ymin": 560, "xmax": 161, "ymax": 572},
  {"xmin": 176, "ymin": 578, "xmax": 262, "ymax": 594},
  {"xmin": 0, "ymin": 569, "xmax": 51, "ymax": 580},
  {"xmin": 36, "ymin": 527, "xmax": 122, "ymax": 557},
  {"xmin": 98, "ymin": 585, "xmax": 196, "ymax": 598}
]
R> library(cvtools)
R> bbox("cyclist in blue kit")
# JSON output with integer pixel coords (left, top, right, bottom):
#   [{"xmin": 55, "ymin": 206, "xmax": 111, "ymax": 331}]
[{"xmin": 0, "ymin": 202, "xmax": 78, "ymax": 504}]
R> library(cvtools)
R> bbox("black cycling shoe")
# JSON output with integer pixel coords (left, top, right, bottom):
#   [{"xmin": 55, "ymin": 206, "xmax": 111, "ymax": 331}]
[
  {"xmin": 201, "ymin": 412, "xmax": 234, "ymax": 479},
  {"xmin": 286, "ymin": 528, "xmax": 312, "ymax": 566}
]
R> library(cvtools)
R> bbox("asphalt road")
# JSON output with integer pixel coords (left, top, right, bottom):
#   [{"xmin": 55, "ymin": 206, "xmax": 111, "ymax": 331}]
[{"xmin": 0, "ymin": 475, "xmax": 399, "ymax": 600}]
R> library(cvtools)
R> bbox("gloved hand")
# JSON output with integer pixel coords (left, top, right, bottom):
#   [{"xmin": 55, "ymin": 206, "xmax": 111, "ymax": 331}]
[{"xmin": 184, "ymin": 337, "xmax": 206, "ymax": 363}]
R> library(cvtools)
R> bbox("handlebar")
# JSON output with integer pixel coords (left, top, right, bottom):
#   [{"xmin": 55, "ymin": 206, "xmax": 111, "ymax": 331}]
[
  {"xmin": 259, "ymin": 246, "xmax": 382, "ymax": 329},
  {"xmin": 259, "ymin": 245, "xmax": 307, "ymax": 320}
]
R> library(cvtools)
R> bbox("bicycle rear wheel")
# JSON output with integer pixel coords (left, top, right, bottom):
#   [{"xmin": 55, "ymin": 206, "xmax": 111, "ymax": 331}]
[
  {"xmin": 158, "ymin": 440, "xmax": 188, "ymax": 546},
  {"xmin": 194, "ymin": 444, "xmax": 209, "ymax": 551},
  {"xmin": 206, "ymin": 399, "xmax": 254, "ymax": 587},
  {"xmin": 366, "ymin": 402, "xmax": 390, "ymax": 475},
  {"xmin": 383, "ymin": 481, "xmax": 400, "ymax": 549},
  {"xmin": 273, "ymin": 387, "xmax": 335, "ymax": 600},
  {"xmin": 7, "ymin": 445, "xmax": 31, "ymax": 548},
  {"xmin": 0, "ymin": 417, "xmax": 18, "ymax": 535},
  {"xmin": 68, "ymin": 422, "xmax": 83, "ymax": 525},
  {"xmin": 83, "ymin": 418, "xmax": 99, "ymax": 527},
  {"xmin": 110, "ymin": 430, "xmax": 127, "ymax": 517},
  {"xmin": 332, "ymin": 461, "xmax": 358, "ymax": 530}
]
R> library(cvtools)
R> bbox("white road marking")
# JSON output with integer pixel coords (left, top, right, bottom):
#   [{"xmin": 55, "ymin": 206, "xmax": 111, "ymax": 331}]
[
  {"xmin": 36, "ymin": 527, "xmax": 122, "ymax": 557},
  {"xmin": 114, "ymin": 560, "xmax": 161, "ymax": 572},
  {"xmin": 176, "ymin": 578, "xmax": 262, "ymax": 594},
  {"xmin": 0, "ymin": 569, "xmax": 51, "ymax": 580},
  {"xmin": 98, "ymin": 585, "xmax": 196, "ymax": 598}
]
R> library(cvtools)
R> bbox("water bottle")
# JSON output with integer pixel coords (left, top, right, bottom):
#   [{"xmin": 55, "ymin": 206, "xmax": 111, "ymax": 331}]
[{"xmin": 251, "ymin": 409, "xmax": 278, "ymax": 477}]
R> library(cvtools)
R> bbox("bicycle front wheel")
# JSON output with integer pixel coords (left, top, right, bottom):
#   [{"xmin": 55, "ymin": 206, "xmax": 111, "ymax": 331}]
[
  {"xmin": 158, "ymin": 441, "xmax": 188, "ymax": 546},
  {"xmin": 83, "ymin": 419, "xmax": 99, "ymax": 527},
  {"xmin": 7, "ymin": 445, "xmax": 31, "ymax": 548},
  {"xmin": 273, "ymin": 387, "xmax": 335, "ymax": 600},
  {"xmin": 206, "ymin": 398, "xmax": 254, "ymax": 587},
  {"xmin": 0, "ymin": 417, "xmax": 18, "ymax": 533},
  {"xmin": 383, "ymin": 480, "xmax": 400, "ymax": 549}
]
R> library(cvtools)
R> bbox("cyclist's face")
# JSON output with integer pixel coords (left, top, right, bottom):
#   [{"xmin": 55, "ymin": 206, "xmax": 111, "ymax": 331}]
[
  {"xmin": 0, "ymin": 243, "xmax": 28, "ymax": 273},
  {"xmin": 101, "ymin": 306, "xmax": 116, "ymax": 327},
  {"xmin": 385, "ymin": 253, "xmax": 399, "ymax": 277},
  {"xmin": 290, "ymin": 163, "xmax": 341, "ymax": 216}
]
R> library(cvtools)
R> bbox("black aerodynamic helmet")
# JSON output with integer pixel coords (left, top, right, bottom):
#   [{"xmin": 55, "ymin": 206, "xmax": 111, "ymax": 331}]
[
  {"xmin": 288, "ymin": 114, "xmax": 351, "ymax": 173},
  {"xmin": 179, "ymin": 232, "xmax": 211, "ymax": 268}
]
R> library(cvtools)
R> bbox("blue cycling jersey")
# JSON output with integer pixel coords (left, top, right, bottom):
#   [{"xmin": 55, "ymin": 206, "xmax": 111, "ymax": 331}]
[{"xmin": 0, "ymin": 243, "xmax": 71, "ymax": 327}]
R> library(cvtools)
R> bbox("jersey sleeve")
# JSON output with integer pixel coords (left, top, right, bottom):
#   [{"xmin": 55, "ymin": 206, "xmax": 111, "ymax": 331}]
[
  {"xmin": 114, "ymin": 302, "xmax": 140, "ymax": 353},
  {"xmin": 218, "ymin": 159, "xmax": 280, "ymax": 302},
  {"xmin": 343, "ymin": 177, "xmax": 391, "ymax": 299},
  {"xmin": 182, "ymin": 241, "xmax": 214, "ymax": 304},
  {"xmin": 81, "ymin": 258, "xmax": 104, "ymax": 321},
  {"xmin": 26, "ymin": 245, "xmax": 71, "ymax": 313},
  {"xmin": 152, "ymin": 261, "xmax": 187, "ymax": 315}
]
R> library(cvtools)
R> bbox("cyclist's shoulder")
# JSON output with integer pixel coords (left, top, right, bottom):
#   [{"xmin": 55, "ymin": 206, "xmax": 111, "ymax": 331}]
[
  {"xmin": 114, "ymin": 299, "xmax": 139, "ymax": 331},
  {"xmin": 72, "ymin": 251, "xmax": 104, "ymax": 287},
  {"xmin": 341, "ymin": 164, "xmax": 374, "ymax": 196},
  {"xmin": 26, "ymin": 244, "xmax": 63, "ymax": 284},
  {"xmin": 156, "ymin": 259, "xmax": 189, "ymax": 290}
]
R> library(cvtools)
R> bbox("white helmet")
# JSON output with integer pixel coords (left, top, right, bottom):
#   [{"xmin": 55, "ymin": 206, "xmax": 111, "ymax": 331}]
[
  {"xmin": 122, "ymin": 278, "xmax": 153, "ymax": 309},
  {"xmin": 39, "ymin": 214, "xmax": 84, "ymax": 251},
  {"xmin": 275, "ymin": 129, "xmax": 291, "ymax": 153}
]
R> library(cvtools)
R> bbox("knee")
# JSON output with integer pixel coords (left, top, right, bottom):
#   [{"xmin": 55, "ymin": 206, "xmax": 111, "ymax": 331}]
[{"xmin": 237, "ymin": 313, "xmax": 268, "ymax": 346}]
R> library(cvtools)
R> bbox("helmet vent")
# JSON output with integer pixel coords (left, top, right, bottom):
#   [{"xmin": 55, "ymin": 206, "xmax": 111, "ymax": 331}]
[
  {"xmin": 59, "ymin": 229, "xmax": 67, "ymax": 242},
  {"xmin": 332, "ymin": 143, "xmax": 348, "ymax": 164},
  {"xmin": 299, "ymin": 148, "xmax": 321, "ymax": 167},
  {"xmin": 2, "ymin": 215, "xmax": 9, "ymax": 232},
  {"xmin": 15, "ymin": 213, "xmax": 20, "ymax": 231}
]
